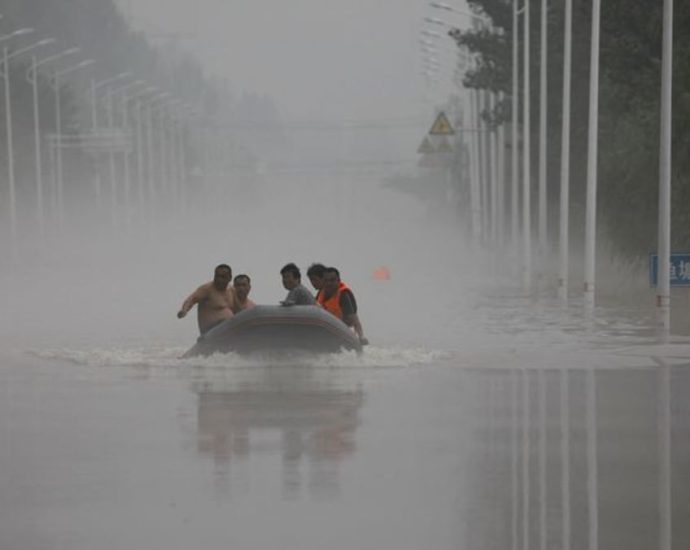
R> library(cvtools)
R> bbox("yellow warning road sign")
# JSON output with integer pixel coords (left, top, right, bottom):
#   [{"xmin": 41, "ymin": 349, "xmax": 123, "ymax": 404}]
[
  {"xmin": 417, "ymin": 136, "xmax": 435, "ymax": 154},
  {"xmin": 428, "ymin": 111, "xmax": 454, "ymax": 136}
]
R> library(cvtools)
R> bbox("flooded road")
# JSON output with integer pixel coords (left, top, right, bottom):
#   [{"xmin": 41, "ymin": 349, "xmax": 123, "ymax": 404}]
[
  {"xmin": 2, "ymin": 296, "xmax": 689, "ymax": 549},
  {"xmin": 1, "ymin": 176, "xmax": 689, "ymax": 549}
]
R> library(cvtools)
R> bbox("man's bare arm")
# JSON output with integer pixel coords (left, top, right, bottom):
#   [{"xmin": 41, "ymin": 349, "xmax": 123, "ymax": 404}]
[
  {"xmin": 177, "ymin": 286, "xmax": 207, "ymax": 318},
  {"xmin": 345, "ymin": 313, "xmax": 368, "ymax": 344},
  {"xmin": 229, "ymin": 287, "xmax": 241, "ymax": 314}
]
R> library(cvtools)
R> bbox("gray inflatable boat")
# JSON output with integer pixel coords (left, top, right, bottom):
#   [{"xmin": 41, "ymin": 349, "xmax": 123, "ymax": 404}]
[{"xmin": 183, "ymin": 305, "xmax": 362, "ymax": 357}]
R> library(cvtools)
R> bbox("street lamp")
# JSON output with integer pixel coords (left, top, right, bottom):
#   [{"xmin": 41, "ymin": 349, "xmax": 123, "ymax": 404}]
[
  {"xmin": 559, "ymin": 0, "xmax": 573, "ymax": 303},
  {"xmin": 27, "ymin": 46, "xmax": 79, "ymax": 239},
  {"xmin": 90, "ymin": 71, "xmax": 132, "ymax": 130},
  {"xmin": 141, "ymin": 91, "xmax": 170, "ymax": 218},
  {"xmin": 100, "ymin": 78, "xmax": 144, "ymax": 226},
  {"xmin": 109, "ymin": 79, "xmax": 146, "ymax": 222},
  {"xmin": 125, "ymin": 86, "xmax": 158, "ymax": 219},
  {"xmin": 0, "ymin": 31, "xmax": 53, "ymax": 246},
  {"xmin": 657, "ymin": 0, "xmax": 674, "ymax": 343},
  {"xmin": 584, "ymin": 0, "xmax": 602, "ymax": 310},
  {"xmin": 421, "ymin": 29, "xmax": 442, "ymax": 38},
  {"xmin": 51, "ymin": 59, "xmax": 95, "ymax": 230},
  {"xmin": 431, "ymin": 3, "xmax": 497, "ymax": 247},
  {"xmin": 522, "ymin": 0, "xmax": 532, "ymax": 292},
  {"xmin": 0, "ymin": 29, "xmax": 35, "ymax": 237}
]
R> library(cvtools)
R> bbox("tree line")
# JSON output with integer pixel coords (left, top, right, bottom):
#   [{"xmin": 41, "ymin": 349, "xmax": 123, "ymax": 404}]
[{"xmin": 451, "ymin": 0, "xmax": 688, "ymax": 258}]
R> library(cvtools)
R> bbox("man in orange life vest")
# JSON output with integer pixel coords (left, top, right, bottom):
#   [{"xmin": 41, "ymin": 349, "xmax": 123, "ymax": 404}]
[{"xmin": 317, "ymin": 267, "xmax": 368, "ymax": 345}]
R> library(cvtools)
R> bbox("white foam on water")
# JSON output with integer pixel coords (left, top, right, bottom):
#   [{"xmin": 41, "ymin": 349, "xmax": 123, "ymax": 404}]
[{"xmin": 29, "ymin": 344, "xmax": 448, "ymax": 371}]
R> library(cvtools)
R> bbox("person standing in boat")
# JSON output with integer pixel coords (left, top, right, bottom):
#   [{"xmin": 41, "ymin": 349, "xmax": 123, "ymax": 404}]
[
  {"xmin": 306, "ymin": 263, "xmax": 326, "ymax": 301},
  {"xmin": 177, "ymin": 264, "xmax": 237, "ymax": 334},
  {"xmin": 280, "ymin": 263, "xmax": 315, "ymax": 305},
  {"xmin": 233, "ymin": 274, "xmax": 256, "ymax": 311},
  {"xmin": 317, "ymin": 267, "xmax": 368, "ymax": 345}
]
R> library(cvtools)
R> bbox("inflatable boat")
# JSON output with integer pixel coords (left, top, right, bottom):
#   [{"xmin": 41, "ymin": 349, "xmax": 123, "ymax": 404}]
[{"xmin": 183, "ymin": 305, "xmax": 362, "ymax": 357}]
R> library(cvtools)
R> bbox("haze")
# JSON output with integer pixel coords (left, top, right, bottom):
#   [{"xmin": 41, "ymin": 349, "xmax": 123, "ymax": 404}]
[
  {"xmin": 2, "ymin": 2, "xmax": 688, "ymax": 549},
  {"xmin": 120, "ymin": 0, "xmax": 430, "ymax": 120}
]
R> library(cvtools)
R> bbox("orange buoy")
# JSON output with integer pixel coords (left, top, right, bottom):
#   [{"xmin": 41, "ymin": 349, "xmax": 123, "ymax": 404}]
[{"xmin": 373, "ymin": 266, "xmax": 391, "ymax": 281}]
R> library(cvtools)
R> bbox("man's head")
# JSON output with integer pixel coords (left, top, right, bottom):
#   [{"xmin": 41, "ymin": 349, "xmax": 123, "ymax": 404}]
[
  {"xmin": 280, "ymin": 263, "xmax": 301, "ymax": 290},
  {"xmin": 322, "ymin": 266, "xmax": 341, "ymax": 296},
  {"xmin": 307, "ymin": 263, "xmax": 326, "ymax": 291},
  {"xmin": 233, "ymin": 274, "xmax": 251, "ymax": 300},
  {"xmin": 213, "ymin": 264, "xmax": 232, "ymax": 289}
]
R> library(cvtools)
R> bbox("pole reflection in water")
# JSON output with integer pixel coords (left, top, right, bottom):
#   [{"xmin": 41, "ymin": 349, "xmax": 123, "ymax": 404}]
[
  {"xmin": 461, "ymin": 364, "xmax": 687, "ymax": 550},
  {"xmin": 522, "ymin": 369, "xmax": 531, "ymax": 550},
  {"xmin": 561, "ymin": 368, "xmax": 571, "ymax": 550},
  {"xmin": 538, "ymin": 369, "xmax": 547, "ymax": 550},
  {"xmin": 654, "ymin": 358, "xmax": 672, "ymax": 550},
  {"xmin": 193, "ymin": 367, "xmax": 365, "ymax": 499},
  {"xmin": 586, "ymin": 368, "xmax": 598, "ymax": 550},
  {"xmin": 511, "ymin": 369, "xmax": 519, "ymax": 550}
]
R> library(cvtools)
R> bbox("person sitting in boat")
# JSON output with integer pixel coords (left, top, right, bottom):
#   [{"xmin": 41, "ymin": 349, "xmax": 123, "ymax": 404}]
[
  {"xmin": 306, "ymin": 262, "xmax": 326, "ymax": 301},
  {"xmin": 317, "ymin": 267, "xmax": 368, "ymax": 345},
  {"xmin": 233, "ymin": 274, "xmax": 256, "ymax": 311},
  {"xmin": 177, "ymin": 264, "xmax": 237, "ymax": 334},
  {"xmin": 280, "ymin": 262, "xmax": 315, "ymax": 306}
]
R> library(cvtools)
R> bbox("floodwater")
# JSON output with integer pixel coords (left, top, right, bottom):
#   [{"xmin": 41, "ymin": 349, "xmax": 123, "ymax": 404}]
[
  {"xmin": 2, "ymin": 287, "xmax": 689, "ymax": 550},
  {"xmin": 1, "ymin": 177, "xmax": 689, "ymax": 549}
]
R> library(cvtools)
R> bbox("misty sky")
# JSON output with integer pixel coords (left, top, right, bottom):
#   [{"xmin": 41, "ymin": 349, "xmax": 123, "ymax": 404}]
[{"xmin": 117, "ymin": 0, "xmax": 461, "ymax": 122}]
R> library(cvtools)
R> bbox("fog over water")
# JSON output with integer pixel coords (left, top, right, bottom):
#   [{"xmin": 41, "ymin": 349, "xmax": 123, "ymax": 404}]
[{"xmin": 1, "ymin": 2, "xmax": 689, "ymax": 549}]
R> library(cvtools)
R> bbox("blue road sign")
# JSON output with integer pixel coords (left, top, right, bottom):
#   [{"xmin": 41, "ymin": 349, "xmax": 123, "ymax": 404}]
[{"xmin": 649, "ymin": 254, "xmax": 690, "ymax": 287}]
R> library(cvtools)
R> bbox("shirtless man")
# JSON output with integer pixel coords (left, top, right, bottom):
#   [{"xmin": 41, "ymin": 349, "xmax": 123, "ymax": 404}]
[
  {"xmin": 233, "ymin": 274, "xmax": 256, "ymax": 311},
  {"xmin": 177, "ymin": 264, "xmax": 237, "ymax": 334}
]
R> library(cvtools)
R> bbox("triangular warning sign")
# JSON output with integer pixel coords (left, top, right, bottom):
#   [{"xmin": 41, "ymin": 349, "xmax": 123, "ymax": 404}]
[
  {"xmin": 417, "ymin": 136, "xmax": 435, "ymax": 154},
  {"xmin": 435, "ymin": 136, "xmax": 454, "ymax": 153},
  {"xmin": 428, "ymin": 111, "xmax": 454, "ymax": 136}
]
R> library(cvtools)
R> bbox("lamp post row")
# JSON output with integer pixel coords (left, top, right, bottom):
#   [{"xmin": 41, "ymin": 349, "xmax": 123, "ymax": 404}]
[
  {"xmin": 0, "ymin": 22, "xmax": 198, "ymax": 251},
  {"xmin": 426, "ymin": 0, "xmax": 674, "ymax": 331}
]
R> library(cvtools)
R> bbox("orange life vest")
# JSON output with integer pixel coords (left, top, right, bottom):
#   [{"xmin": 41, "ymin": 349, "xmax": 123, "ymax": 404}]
[{"xmin": 317, "ymin": 282, "xmax": 351, "ymax": 321}]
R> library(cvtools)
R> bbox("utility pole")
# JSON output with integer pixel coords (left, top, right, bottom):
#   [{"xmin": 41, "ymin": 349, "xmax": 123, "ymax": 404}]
[
  {"xmin": 584, "ymin": 0, "xmax": 602, "ymax": 311},
  {"xmin": 559, "ymin": 0, "xmax": 573, "ymax": 303}
]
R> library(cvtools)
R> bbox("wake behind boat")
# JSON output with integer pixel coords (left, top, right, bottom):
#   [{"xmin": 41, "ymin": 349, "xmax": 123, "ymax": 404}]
[{"xmin": 183, "ymin": 305, "xmax": 363, "ymax": 357}]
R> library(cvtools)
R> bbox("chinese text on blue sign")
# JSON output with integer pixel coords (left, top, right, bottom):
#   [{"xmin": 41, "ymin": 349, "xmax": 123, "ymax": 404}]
[{"xmin": 649, "ymin": 254, "xmax": 690, "ymax": 287}]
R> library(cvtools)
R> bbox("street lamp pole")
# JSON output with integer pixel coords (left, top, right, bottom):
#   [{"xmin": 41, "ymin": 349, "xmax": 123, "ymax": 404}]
[
  {"xmin": 109, "ymin": 80, "xmax": 145, "ymax": 226},
  {"xmin": 522, "ymin": 0, "xmax": 532, "ymax": 292},
  {"xmin": 122, "ymin": 84, "xmax": 153, "ymax": 225},
  {"xmin": 538, "ymin": 0, "xmax": 548, "ymax": 266},
  {"xmin": 129, "ymin": 87, "xmax": 157, "ymax": 219},
  {"xmin": 27, "ymin": 47, "xmax": 79, "ymax": 240},
  {"xmin": 0, "ymin": 28, "xmax": 38, "ymax": 248},
  {"xmin": 584, "ymin": 0, "xmax": 602, "ymax": 311},
  {"xmin": 143, "ymin": 92, "xmax": 170, "ymax": 220},
  {"xmin": 657, "ymin": 0, "xmax": 674, "ymax": 343},
  {"xmin": 512, "ymin": 0, "xmax": 520, "ymax": 258},
  {"xmin": 90, "ymin": 72, "xmax": 130, "ymax": 210},
  {"xmin": 559, "ymin": 0, "xmax": 573, "ymax": 304},
  {"xmin": 51, "ymin": 59, "xmax": 94, "ymax": 231}
]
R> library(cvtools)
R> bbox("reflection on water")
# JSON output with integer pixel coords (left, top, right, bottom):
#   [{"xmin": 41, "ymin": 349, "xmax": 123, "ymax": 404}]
[
  {"xmin": 461, "ymin": 364, "xmax": 690, "ymax": 550},
  {"xmin": 192, "ymin": 367, "xmax": 365, "ymax": 499}
]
